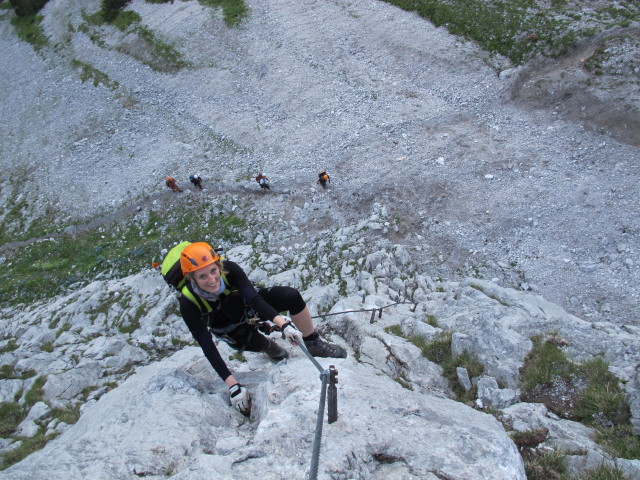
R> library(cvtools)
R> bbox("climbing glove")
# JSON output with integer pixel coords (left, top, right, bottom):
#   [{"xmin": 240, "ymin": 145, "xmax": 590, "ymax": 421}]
[
  {"xmin": 280, "ymin": 317, "xmax": 302, "ymax": 345},
  {"xmin": 229, "ymin": 384, "xmax": 250, "ymax": 415}
]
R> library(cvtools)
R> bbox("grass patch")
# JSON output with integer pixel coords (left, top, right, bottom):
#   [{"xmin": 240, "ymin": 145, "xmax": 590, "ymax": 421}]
[
  {"xmin": 519, "ymin": 335, "xmax": 576, "ymax": 392},
  {"xmin": 520, "ymin": 336, "xmax": 638, "ymax": 460},
  {"xmin": 382, "ymin": 0, "xmax": 639, "ymax": 65},
  {"xmin": 384, "ymin": 324, "xmax": 403, "ymax": 336},
  {"xmin": 171, "ymin": 337, "xmax": 191, "ymax": 348},
  {"xmin": 0, "ymin": 182, "xmax": 62, "ymax": 245},
  {"xmin": 83, "ymin": 1, "xmax": 248, "ymax": 72},
  {"xmin": 0, "ymin": 339, "xmax": 19, "ymax": 354},
  {"xmin": 522, "ymin": 449, "xmax": 568, "ymax": 480},
  {"xmin": 10, "ymin": 13, "xmax": 48, "ymax": 51},
  {"xmin": 394, "ymin": 373, "xmax": 413, "ymax": 390},
  {"xmin": 0, "ymin": 401, "xmax": 24, "ymax": 436},
  {"xmin": 24, "ymin": 376, "xmax": 46, "ymax": 407},
  {"xmin": 411, "ymin": 330, "xmax": 452, "ymax": 364},
  {"xmin": 411, "ymin": 331, "xmax": 484, "ymax": 400},
  {"xmin": 0, "ymin": 393, "xmax": 83, "ymax": 470},
  {"xmin": 572, "ymin": 358, "xmax": 630, "ymax": 426},
  {"xmin": 595, "ymin": 424, "xmax": 640, "ymax": 460},
  {"xmin": 0, "ymin": 197, "xmax": 247, "ymax": 307},
  {"xmin": 198, "ymin": 0, "xmax": 248, "ymax": 27},
  {"xmin": 386, "ymin": 328, "xmax": 485, "ymax": 401},
  {"xmin": 582, "ymin": 464, "xmax": 633, "ymax": 480},
  {"xmin": 111, "ymin": 8, "xmax": 140, "ymax": 31},
  {"xmin": 0, "ymin": 365, "xmax": 36, "ymax": 380},
  {"xmin": 56, "ymin": 323, "xmax": 72, "ymax": 338},
  {"xmin": 118, "ymin": 317, "xmax": 140, "ymax": 334},
  {"xmin": 1, "ymin": 430, "xmax": 58, "ymax": 471},
  {"xmin": 133, "ymin": 24, "xmax": 190, "ymax": 72},
  {"xmin": 70, "ymin": 59, "xmax": 120, "ymax": 89},
  {"xmin": 79, "ymin": 6, "xmax": 189, "ymax": 72},
  {"xmin": 0, "ymin": 365, "xmax": 14, "ymax": 380},
  {"xmin": 229, "ymin": 351, "xmax": 246, "ymax": 362}
]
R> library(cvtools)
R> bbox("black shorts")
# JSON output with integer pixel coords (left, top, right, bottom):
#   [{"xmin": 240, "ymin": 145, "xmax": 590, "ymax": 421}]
[{"xmin": 219, "ymin": 286, "xmax": 306, "ymax": 352}]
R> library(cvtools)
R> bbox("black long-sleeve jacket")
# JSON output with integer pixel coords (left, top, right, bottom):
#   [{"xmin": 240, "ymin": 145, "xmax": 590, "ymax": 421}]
[{"xmin": 178, "ymin": 260, "xmax": 278, "ymax": 381}]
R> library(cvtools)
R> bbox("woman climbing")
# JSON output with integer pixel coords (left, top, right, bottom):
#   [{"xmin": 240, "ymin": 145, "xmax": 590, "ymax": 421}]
[{"xmin": 177, "ymin": 242, "xmax": 347, "ymax": 415}]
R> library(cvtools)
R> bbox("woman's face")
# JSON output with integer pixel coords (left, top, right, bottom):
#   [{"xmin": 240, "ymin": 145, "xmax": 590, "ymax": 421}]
[{"xmin": 193, "ymin": 263, "xmax": 221, "ymax": 293}]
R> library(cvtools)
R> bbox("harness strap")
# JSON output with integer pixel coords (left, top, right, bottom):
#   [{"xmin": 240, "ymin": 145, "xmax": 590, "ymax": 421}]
[{"xmin": 182, "ymin": 283, "xmax": 211, "ymax": 313}]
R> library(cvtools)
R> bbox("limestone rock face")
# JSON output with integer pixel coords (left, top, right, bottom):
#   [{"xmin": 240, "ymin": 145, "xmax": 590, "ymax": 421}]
[
  {"xmin": 2, "ymin": 223, "xmax": 640, "ymax": 479},
  {"xmin": 0, "ymin": 347, "xmax": 525, "ymax": 480}
]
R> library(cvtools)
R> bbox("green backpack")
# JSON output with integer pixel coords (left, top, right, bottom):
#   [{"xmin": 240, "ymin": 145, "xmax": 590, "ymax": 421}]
[
  {"xmin": 159, "ymin": 243, "xmax": 277, "ymax": 335},
  {"xmin": 160, "ymin": 241, "xmax": 192, "ymax": 290},
  {"xmin": 159, "ymin": 241, "xmax": 228, "ymax": 293}
]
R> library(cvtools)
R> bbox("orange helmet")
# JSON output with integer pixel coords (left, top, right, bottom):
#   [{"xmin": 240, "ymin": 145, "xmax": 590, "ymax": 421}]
[{"xmin": 180, "ymin": 242, "xmax": 220, "ymax": 274}]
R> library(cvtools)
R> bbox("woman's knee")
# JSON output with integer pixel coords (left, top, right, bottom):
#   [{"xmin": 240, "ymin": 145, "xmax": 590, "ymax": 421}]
[
  {"xmin": 261, "ymin": 286, "xmax": 306, "ymax": 315},
  {"xmin": 282, "ymin": 286, "xmax": 306, "ymax": 315}
]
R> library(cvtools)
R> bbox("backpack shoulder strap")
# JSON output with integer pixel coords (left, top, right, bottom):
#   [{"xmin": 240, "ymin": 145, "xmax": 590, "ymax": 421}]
[
  {"xmin": 220, "ymin": 272, "xmax": 234, "ymax": 295},
  {"xmin": 181, "ymin": 283, "xmax": 213, "ymax": 313},
  {"xmin": 181, "ymin": 271, "xmax": 234, "ymax": 312}
]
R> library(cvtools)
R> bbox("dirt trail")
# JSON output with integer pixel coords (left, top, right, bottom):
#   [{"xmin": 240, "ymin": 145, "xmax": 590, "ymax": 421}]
[{"xmin": 511, "ymin": 28, "xmax": 640, "ymax": 147}]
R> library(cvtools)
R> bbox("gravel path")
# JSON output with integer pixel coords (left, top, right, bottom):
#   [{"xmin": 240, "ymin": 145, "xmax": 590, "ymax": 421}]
[{"xmin": 0, "ymin": 0, "xmax": 638, "ymax": 325}]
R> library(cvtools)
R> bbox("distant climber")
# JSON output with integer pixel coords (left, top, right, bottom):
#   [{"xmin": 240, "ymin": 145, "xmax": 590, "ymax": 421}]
[
  {"xmin": 176, "ymin": 241, "xmax": 347, "ymax": 416},
  {"xmin": 255, "ymin": 173, "xmax": 270, "ymax": 190},
  {"xmin": 166, "ymin": 176, "xmax": 183, "ymax": 192},
  {"xmin": 318, "ymin": 170, "xmax": 330, "ymax": 189},
  {"xmin": 189, "ymin": 174, "xmax": 203, "ymax": 190}
]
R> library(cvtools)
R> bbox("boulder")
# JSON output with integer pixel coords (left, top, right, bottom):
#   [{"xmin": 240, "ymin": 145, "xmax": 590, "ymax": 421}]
[{"xmin": 43, "ymin": 361, "xmax": 102, "ymax": 406}]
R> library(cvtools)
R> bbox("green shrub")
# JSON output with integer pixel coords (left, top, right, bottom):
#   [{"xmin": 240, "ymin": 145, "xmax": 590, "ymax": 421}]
[
  {"xmin": 0, "ymin": 401, "xmax": 24, "ymax": 435},
  {"xmin": 0, "ymin": 339, "xmax": 18, "ymax": 354},
  {"xmin": 10, "ymin": 13, "xmax": 48, "ymax": 50},
  {"xmin": 100, "ymin": 0, "xmax": 130, "ymax": 22},
  {"xmin": 0, "ymin": 365, "xmax": 36, "ymax": 380},
  {"xmin": 24, "ymin": 376, "xmax": 46, "ymax": 407},
  {"xmin": 198, "ymin": 0, "xmax": 248, "ymax": 27},
  {"xmin": 9, "ymin": 0, "xmax": 48, "ymax": 16}
]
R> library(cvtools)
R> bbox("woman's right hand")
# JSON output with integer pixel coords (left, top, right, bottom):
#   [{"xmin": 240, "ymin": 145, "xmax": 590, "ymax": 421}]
[{"xmin": 229, "ymin": 384, "xmax": 250, "ymax": 415}]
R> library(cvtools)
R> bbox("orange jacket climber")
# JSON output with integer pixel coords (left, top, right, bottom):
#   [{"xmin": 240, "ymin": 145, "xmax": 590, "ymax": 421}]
[
  {"xmin": 166, "ymin": 176, "xmax": 183, "ymax": 192},
  {"xmin": 318, "ymin": 170, "xmax": 330, "ymax": 189}
]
